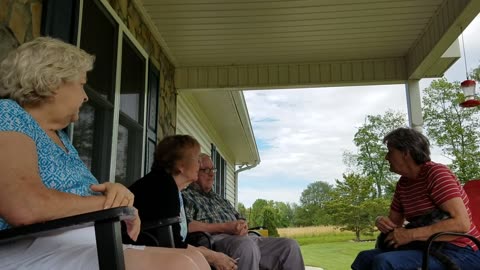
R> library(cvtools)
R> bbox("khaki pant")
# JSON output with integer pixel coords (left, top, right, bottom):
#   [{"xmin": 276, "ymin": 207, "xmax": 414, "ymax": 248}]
[{"xmin": 212, "ymin": 233, "xmax": 305, "ymax": 270}]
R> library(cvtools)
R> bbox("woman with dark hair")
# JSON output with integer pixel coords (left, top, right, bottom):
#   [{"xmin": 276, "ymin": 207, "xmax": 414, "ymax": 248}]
[
  {"xmin": 130, "ymin": 135, "xmax": 238, "ymax": 270},
  {"xmin": 351, "ymin": 127, "xmax": 480, "ymax": 270}
]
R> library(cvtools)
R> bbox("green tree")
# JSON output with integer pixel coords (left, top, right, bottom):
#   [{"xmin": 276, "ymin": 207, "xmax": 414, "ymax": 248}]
[
  {"xmin": 291, "ymin": 202, "xmax": 313, "ymax": 227},
  {"xmin": 293, "ymin": 205, "xmax": 314, "ymax": 226},
  {"xmin": 263, "ymin": 207, "xmax": 279, "ymax": 237},
  {"xmin": 298, "ymin": 181, "xmax": 334, "ymax": 225},
  {"xmin": 300, "ymin": 181, "xmax": 333, "ymax": 207},
  {"xmin": 422, "ymin": 78, "xmax": 480, "ymax": 182},
  {"xmin": 471, "ymin": 66, "xmax": 480, "ymax": 81},
  {"xmin": 325, "ymin": 174, "xmax": 389, "ymax": 241},
  {"xmin": 237, "ymin": 202, "xmax": 248, "ymax": 220},
  {"xmin": 273, "ymin": 202, "xmax": 295, "ymax": 228},
  {"xmin": 246, "ymin": 199, "xmax": 299, "ymax": 228},
  {"xmin": 249, "ymin": 199, "xmax": 271, "ymax": 227},
  {"xmin": 347, "ymin": 111, "xmax": 407, "ymax": 198}
]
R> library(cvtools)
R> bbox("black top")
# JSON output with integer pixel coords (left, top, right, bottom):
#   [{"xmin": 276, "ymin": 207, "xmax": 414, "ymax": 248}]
[{"xmin": 129, "ymin": 168, "xmax": 187, "ymax": 248}]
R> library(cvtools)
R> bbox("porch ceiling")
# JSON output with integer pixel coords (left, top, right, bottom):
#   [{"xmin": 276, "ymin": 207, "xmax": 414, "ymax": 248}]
[
  {"xmin": 142, "ymin": 0, "xmax": 443, "ymax": 66},
  {"xmin": 140, "ymin": 0, "xmax": 480, "ymax": 90},
  {"xmin": 136, "ymin": 0, "xmax": 480, "ymax": 166}
]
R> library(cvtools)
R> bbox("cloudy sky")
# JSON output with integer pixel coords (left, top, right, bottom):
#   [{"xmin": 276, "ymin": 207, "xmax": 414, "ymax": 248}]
[{"xmin": 238, "ymin": 15, "xmax": 480, "ymax": 208}]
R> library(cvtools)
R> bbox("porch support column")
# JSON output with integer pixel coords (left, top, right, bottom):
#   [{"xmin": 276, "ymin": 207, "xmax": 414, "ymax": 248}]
[{"xmin": 406, "ymin": 79, "xmax": 423, "ymax": 133}]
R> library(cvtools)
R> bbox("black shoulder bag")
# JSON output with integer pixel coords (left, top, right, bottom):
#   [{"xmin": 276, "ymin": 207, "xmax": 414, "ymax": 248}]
[{"xmin": 376, "ymin": 209, "xmax": 459, "ymax": 270}]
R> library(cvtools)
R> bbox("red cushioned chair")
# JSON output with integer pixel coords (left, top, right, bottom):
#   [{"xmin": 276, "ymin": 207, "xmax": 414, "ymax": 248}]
[
  {"xmin": 464, "ymin": 180, "xmax": 480, "ymax": 229},
  {"xmin": 422, "ymin": 179, "xmax": 480, "ymax": 269}
]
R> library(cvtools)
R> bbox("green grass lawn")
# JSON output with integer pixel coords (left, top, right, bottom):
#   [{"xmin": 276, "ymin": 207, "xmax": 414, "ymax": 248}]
[
  {"xmin": 301, "ymin": 240, "xmax": 374, "ymax": 269},
  {"xmin": 292, "ymin": 234, "xmax": 376, "ymax": 270}
]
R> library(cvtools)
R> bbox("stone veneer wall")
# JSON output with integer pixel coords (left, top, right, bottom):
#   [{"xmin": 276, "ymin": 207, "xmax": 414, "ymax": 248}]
[
  {"xmin": 0, "ymin": 0, "xmax": 41, "ymax": 61},
  {"xmin": 0, "ymin": 0, "xmax": 176, "ymax": 138}
]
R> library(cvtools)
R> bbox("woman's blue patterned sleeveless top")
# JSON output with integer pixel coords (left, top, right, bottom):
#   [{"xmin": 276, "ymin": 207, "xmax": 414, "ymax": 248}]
[{"xmin": 0, "ymin": 99, "xmax": 99, "ymax": 230}]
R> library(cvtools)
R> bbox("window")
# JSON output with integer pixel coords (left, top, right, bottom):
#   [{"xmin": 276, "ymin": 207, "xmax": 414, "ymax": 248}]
[
  {"xmin": 73, "ymin": 0, "xmax": 118, "ymax": 182},
  {"xmin": 79, "ymin": 0, "xmax": 117, "ymax": 102},
  {"xmin": 145, "ymin": 63, "xmax": 160, "ymax": 172},
  {"xmin": 74, "ymin": 89, "xmax": 114, "ymax": 182},
  {"xmin": 115, "ymin": 36, "xmax": 146, "ymax": 186},
  {"xmin": 211, "ymin": 144, "xmax": 227, "ymax": 198},
  {"xmin": 41, "ymin": 0, "xmax": 80, "ymax": 44}
]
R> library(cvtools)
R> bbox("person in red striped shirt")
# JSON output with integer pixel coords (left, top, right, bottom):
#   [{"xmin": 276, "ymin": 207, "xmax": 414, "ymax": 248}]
[{"xmin": 351, "ymin": 127, "xmax": 480, "ymax": 270}]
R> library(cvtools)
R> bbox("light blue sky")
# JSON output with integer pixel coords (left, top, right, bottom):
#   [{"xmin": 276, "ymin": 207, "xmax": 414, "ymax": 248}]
[{"xmin": 238, "ymin": 14, "xmax": 480, "ymax": 208}]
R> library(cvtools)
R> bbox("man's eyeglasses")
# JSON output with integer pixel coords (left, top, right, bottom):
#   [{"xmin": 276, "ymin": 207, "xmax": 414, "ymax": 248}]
[{"xmin": 199, "ymin": 168, "xmax": 217, "ymax": 174}]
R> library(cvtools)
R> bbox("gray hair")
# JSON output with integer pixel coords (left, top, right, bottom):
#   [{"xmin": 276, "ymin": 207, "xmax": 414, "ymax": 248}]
[
  {"xmin": 0, "ymin": 37, "xmax": 94, "ymax": 106},
  {"xmin": 383, "ymin": 127, "xmax": 431, "ymax": 165},
  {"xmin": 199, "ymin": 153, "xmax": 212, "ymax": 168}
]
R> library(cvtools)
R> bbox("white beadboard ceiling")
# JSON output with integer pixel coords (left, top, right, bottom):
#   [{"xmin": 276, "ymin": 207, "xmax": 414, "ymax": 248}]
[
  {"xmin": 139, "ymin": 0, "xmax": 477, "ymax": 69},
  {"xmin": 141, "ymin": 0, "xmax": 440, "ymax": 66}
]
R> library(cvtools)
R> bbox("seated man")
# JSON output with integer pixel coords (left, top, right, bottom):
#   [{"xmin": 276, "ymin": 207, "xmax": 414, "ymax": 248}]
[{"xmin": 182, "ymin": 154, "xmax": 305, "ymax": 270}]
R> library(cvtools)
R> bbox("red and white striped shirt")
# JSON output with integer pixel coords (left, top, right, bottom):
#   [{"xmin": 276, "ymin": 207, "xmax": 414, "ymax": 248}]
[{"xmin": 391, "ymin": 161, "xmax": 480, "ymax": 250}]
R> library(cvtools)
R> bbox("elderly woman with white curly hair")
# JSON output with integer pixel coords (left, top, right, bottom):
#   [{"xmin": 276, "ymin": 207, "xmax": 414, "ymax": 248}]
[{"xmin": 0, "ymin": 36, "xmax": 209, "ymax": 270}]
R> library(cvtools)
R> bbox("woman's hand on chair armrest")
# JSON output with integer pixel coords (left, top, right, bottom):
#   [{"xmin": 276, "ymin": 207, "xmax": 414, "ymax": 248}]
[{"xmin": 90, "ymin": 182, "xmax": 135, "ymax": 209}]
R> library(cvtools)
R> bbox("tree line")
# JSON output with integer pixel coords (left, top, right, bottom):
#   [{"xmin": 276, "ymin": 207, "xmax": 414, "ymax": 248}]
[{"xmin": 240, "ymin": 69, "xmax": 480, "ymax": 240}]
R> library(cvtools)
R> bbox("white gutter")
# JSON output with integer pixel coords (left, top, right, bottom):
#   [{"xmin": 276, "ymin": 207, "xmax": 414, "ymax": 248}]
[
  {"xmin": 230, "ymin": 91, "xmax": 260, "ymax": 164},
  {"xmin": 234, "ymin": 162, "xmax": 259, "ymax": 206}
]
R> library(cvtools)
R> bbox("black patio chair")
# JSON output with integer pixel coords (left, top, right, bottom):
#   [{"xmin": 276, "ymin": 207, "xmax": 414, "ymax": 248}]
[
  {"xmin": 122, "ymin": 216, "xmax": 181, "ymax": 248},
  {"xmin": 186, "ymin": 231, "xmax": 216, "ymax": 249},
  {"xmin": 0, "ymin": 206, "xmax": 136, "ymax": 270}
]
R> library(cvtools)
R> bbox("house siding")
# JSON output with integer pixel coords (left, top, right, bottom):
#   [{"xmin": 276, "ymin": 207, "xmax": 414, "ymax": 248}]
[{"xmin": 177, "ymin": 93, "xmax": 237, "ymax": 205}]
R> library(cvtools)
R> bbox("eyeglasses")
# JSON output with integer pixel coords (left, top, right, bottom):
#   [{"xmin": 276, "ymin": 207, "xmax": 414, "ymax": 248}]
[{"xmin": 199, "ymin": 168, "xmax": 217, "ymax": 174}]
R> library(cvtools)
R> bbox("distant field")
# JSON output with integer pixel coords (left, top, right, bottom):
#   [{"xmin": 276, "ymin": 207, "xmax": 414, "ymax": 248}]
[
  {"xmin": 278, "ymin": 226, "xmax": 376, "ymax": 270},
  {"xmin": 278, "ymin": 226, "xmax": 342, "ymax": 238}
]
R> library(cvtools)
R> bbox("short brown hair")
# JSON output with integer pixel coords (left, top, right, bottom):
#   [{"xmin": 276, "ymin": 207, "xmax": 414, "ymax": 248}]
[
  {"xmin": 383, "ymin": 127, "xmax": 431, "ymax": 165},
  {"xmin": 152, "ymin": 135, "xmax": 200, "ymax": 175}
]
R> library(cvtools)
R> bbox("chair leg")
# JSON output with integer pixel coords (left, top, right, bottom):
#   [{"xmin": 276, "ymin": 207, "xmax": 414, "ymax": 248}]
[{"xmin": 95, "ymin": 220, "xmax": 125, "ymax": 270}]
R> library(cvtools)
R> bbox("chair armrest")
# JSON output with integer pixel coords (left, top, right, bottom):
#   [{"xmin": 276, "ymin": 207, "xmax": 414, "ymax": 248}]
[
  {"xmin": 248, "ymin": 230, "xmax": 262, "ymax": 237},
  {"xmin": 0, "ymin": 206, "xmax": 136, "ymax": 244},
  {"xmin": 141, "ymin": 216, "xmax": 181, "ymax": 231},
  {"xmin": 186, "ymin": 231, "xmax": 215, "ymax": 249},
  {"xmin": 123, "ymin": 216, "xmax": 181, "ymax": 248},
  {"xmin": 248, "ymin": 226, "xmax": 268, "ymax": 237},
  {"xmin": 422, "ymin": 232, "xmax": 480, "ymax": 270},
  {"xmin": 248, "ymin": 226, "xmax": 266, "ymax": 230},
  {"xmin": 0, "ymin": 206, "xmax": 136, "ymax": 270}
]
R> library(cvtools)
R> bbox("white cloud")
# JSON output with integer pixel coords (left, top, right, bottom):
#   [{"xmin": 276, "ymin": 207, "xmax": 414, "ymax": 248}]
[
  {"xmin": 238, "ymin": 15, "xmax": 480, "ymax": 208},
  {"xmin": 247, "ymin": 85, "xmax": 409, "ymax": 176}
]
